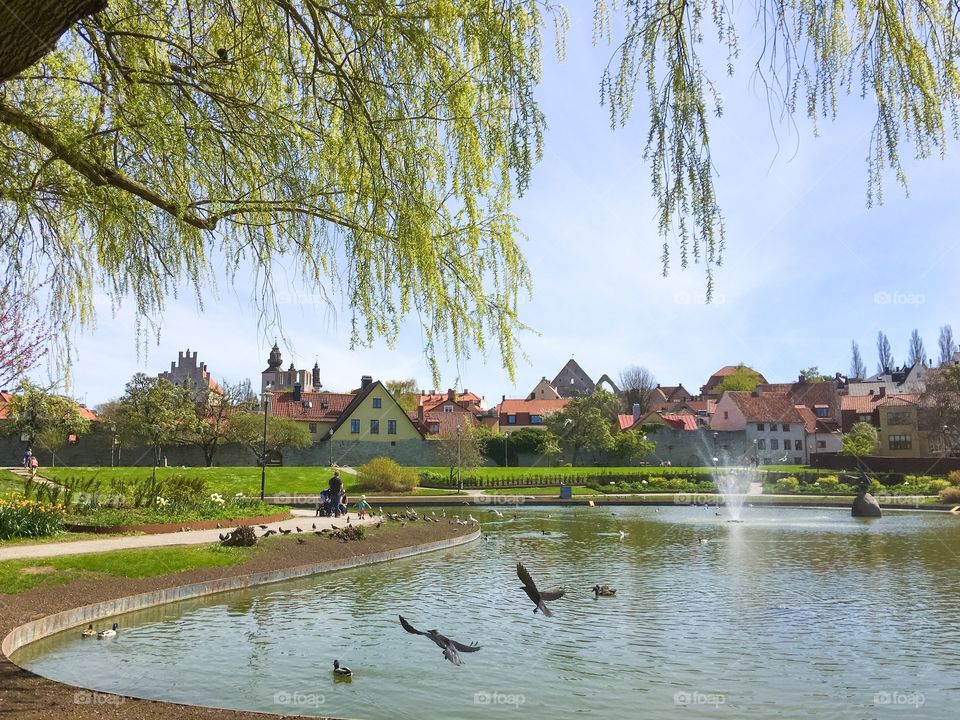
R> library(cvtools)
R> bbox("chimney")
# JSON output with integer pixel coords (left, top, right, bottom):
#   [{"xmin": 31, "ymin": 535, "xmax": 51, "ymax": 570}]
[
  {"xmin": 361, "ymin": 375, "xmax": 373, "ymax": 389},
  {"xmin": 447, "ymin": 388, "xmax": 456, "ymax": 401},
  {"xmin": 878, "ymin": 386, "xmax": 886, "ymax": 397},
  {"xmin": 292, "ymin": 383, "xmax": 302, "ymax": 401},
  {"xmin": 799, "ymin": 374, "xmax": 805, "ymax": 383},
  {"xmin": 502, "ymin": 394, "xmax": 506, "ymax": 403},
  {"xmin": 632, "ymin": 403, "xmax": 641, "ymax": 421},
  {"xmin": 417, "ymin": 404, "xmax": 425, "ymax": 425}
]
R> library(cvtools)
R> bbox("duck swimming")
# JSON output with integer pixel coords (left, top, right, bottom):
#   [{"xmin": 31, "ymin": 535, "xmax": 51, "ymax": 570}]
[
  {"xmin": 81, "ymin": 624, "xmax": 95, "ymax": 638},
  {"xmin": 333, "ymin": 659, "xmax": 352, "ymax": 678},
  {"xmin": 592, "ymin": 585, "xmax": 616, "ymax": 597},
  {"xmin": 97, "ymin": 623, "xmax": 119, "ymax": 638}
]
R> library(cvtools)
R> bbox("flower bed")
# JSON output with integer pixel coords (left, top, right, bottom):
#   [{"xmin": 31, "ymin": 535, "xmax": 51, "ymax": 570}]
[{"xmin": 0, "ymin": 497, "xmax": 65, "ymax": 540}]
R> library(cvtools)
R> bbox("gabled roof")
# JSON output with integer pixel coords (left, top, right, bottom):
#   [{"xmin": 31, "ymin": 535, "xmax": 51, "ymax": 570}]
[
  {"xmin": 656, "ymin": 385, "xmax": 694, "ymax": 402},
  {"xmin": 756, "ymin": 380, "xmax": 840, "ymax": 418},
  {"xmin": 617, "ymin": 414, "xmax": 635, "ymax": 432},
  {"xmin": 416, "ymin": 411, "xmax": 477, "ymax": 435},
  {"xmin": 723, "ymin": 391, "xmax": 804, "ymax": 424},
  {"xmin": 417, "ymin": 389, "xmax": 484, "ymax": 410},
  {"xmin": 840, "ymin": 393, "xmax": 921, "ymax": 413},
  {"xmin": 497, "ymin": 397, "xmax": 570, "ymax": 416},
  {"xmin": 795, "ymin": 405, "xmax": 841, "ymax": 434},
  {"xmin": 326, "ymin": 380, "xmax": 424, "ymax": 438},
  {"xmin": 270, "ymin": 391, "xmax": 355, "ymax": 421}
]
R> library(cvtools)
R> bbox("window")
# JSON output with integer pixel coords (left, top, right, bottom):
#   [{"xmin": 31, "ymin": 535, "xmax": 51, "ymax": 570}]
[
  {"xmin": 756, "ymin": 439, "xmax": 766, "ymax": 450},
  {"xmin": 309, "ymin": 423, "xmax": 317, "ymax": 433},
  {"xmin": 889, "ymin": 434, "xmax": 912, "ymax": 450},
  {"xmin": 756, "ymin": 423, "xmax": 765, "ymax": 431},
  {"xmin": 859, "ymin": 414, "xmax": 873, "ymax": 423},
  {"xmin": 814, "ymin": 406, "xmax": 829, "ymax": 418},
  {"xmin": 723, "ymin": 411, "xmax": 729, "ymax": 419},
  {"xmin": 372, "ymin": 397, "xmax": 382, "ymax": 409},
  {"xmin": 530, "ymin": 415, "xmax": 542, "ymax": 425},
  {"xmin": 350, "ymin": 419, "xmax": 360, "ymax": 434},
  {"xmin": 887, "ymin": 411, "xmax": 911, "ymax": 426},
  {"xmin": 443, "ymin": 405, "xmax": 454, "ymax": 413},
  {"xmin": 507, "ymin": 414, "xmax": 517, "ymax": 425},
  {"xmin": 370, "ymin": 419, "xmax": 380, "ymax": 434},
  {"xmin": 795, "ymin": 439, "xmax": 803, "ymax": 451},
  {"xmin": 782, "ymin": 424, "xmax": 790, "ymax": 432},
  {"xmin": 388, "ymin": 420, "xmax": 397, "ymax": 435},
  {"xmin": 770, "ymin": 439, "xmax": 779, "ymax": 450},
  {"xmin": 817, "ymin": 440, "xmax": 827, "ymax": 449}
]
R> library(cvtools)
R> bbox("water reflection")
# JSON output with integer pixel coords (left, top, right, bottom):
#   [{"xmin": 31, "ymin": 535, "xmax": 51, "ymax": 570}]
[{"xmin": 13, "ymin": 506, "xmax": 960, "ymax": 719}]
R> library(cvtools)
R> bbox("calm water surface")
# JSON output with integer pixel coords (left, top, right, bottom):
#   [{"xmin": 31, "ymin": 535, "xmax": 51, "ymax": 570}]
[{"xmin": 14, "ymin": 506, "xmax": 960, "ymax": 718}]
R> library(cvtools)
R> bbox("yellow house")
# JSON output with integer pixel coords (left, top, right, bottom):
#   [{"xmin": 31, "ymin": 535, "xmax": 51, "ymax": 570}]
[
  {"xmin": 876, "ymin": 397, "xmax": 933, "ymax": 457},
  {"xmin": 326, "ymin": 377, "xmax": 423, "ymax": 443}
]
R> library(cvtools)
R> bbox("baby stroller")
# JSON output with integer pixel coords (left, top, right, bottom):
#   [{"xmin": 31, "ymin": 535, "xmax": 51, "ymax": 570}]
[{"xmin": 316, "ymin": 489, "xmax": 336, "ymax": 517}]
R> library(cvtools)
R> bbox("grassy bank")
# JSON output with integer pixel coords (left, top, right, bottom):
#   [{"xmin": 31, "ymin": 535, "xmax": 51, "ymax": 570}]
[
  {"xmin": 0, "ymin": 544, "xmax": 251, "ymax": 594},
  {"xmin": 0, "ymin": 470, "xmax": 24, "ymax": 496}
]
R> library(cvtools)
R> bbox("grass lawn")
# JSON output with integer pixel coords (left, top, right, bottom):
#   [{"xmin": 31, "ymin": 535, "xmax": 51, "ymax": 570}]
[
  {"xmin": 0, "ymin": 470, "xmax": 24, "ymax": 496},
  {"xmin": 0, "ymin": 531, "xmax": 142, "ymax": 548},
  {"xmin": 0, "ymin": 544, "xmax": 252, "ymax": 594},
  {"xmin": 41, "ymin": 466, "xmax": 353, "ymax": 497}
]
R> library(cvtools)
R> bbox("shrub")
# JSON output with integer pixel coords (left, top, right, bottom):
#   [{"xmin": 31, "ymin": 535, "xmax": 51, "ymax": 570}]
[
  {"xmin": 773, "ymin": 477, "xmax": 799, "ymax": 493},
  {"xmin": 948, "ymin": 471, "xmax": 960, "ymax": 487},
  {"xmin": 357, "ymin": 458, "xmax": 419, "ymax": 492},
  {"xmin": 0, "ymin": 496, "xmax": 65, "ymax": 539},
  {"xmin": 815, "ymin": 476, "xmax": 840, "ymax": 492},
  {"xmin": 939, "ymin": 487, "xmax": 960, "ymax": 504},
  {"xmin": 925, "ymin": 479, "xmax": 951, "ymax": 495},
  {"xmin": 165, "ymin": 475, "xmax": 208, "ymax": 505}
]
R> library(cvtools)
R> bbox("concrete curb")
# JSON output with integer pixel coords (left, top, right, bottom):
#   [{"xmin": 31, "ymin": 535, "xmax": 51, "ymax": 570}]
[{"xmin": 2, "ymin": 529, "xmax": 480, "ymax": 662}]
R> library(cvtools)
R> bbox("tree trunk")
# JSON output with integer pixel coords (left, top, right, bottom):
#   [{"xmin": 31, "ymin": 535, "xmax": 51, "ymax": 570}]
[{"xmin": 0, "ymin": 0, "xmax": 106, "ymax": 83}]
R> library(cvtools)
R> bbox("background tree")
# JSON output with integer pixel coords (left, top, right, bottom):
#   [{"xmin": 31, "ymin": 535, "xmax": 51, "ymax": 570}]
[
  {"xmin": 850, "ymin": 341, "xmax": 867, "ymax": 380},
  {"xmin": 7, "ymin": 379, "xmax": 91, "ymax": 456},
  {"xmin": 609, "ymin": 429, "xmax": 655, "ymax": 465},
  {"xmin": 619, "ymin": 366, "xmax": 658, "ymax": 415},
  {"xmin": 547, "ymin": 390, "xmax": 621, "ymax": 465},
  {"xmin": 920, "ymin": 364, "xmax": 960, "ymax": 455},
  {"xmin": 841, "ymin": 422, "xmax": 879, "ymax": 457},
  {"xmin": 385, "ymin": 379, "xmax": 419, "ymax": 413},
  {"xmin": 0, "ymin": 291, "xmax": 50, "ymax": 388},
  {"xmin": 907, "ymin": 329, "xmax": 927, "ymax": 367},
  {"xmin": 187, "ymin": 380, "xmax": 256, "ymax": 467},
  {"xmin": 876, "ymin": 332, "xmax": 894, "ymax": 374},
  {"xmin": 225, "ymin": 413, "xmax": 311, "ymax": 465},
  {"xmin": 799, "ymin": 367, "xmax": 831, "ymax": 382},
  {"xmin": 714, "ymin": 365, "xmax": 764, "ymax": 394},
  {"xmin": 430, "ymin": 423, "xmax": 485, "ymax": 484},
  {"xmin": 938, "ymin": 325, "xmax": 956, "ymax": 366},
  {"xmin": 115, "ymin": 374, "xmax": 195, "ymax": 466}
]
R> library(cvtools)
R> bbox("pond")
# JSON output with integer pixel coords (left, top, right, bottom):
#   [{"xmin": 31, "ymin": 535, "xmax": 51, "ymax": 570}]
[{"xmin": 13, "ymin": 506, "xmax": 960, "ymax": 718}]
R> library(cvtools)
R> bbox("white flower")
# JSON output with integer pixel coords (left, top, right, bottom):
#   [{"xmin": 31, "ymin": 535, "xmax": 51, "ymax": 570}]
[
  {"xmin": 235, "ymin": 492, "xmax": 244, "ymax": 498},
  {"xmin": 156, "ymin": 496, "xmax": 169, "ymax": 507}
]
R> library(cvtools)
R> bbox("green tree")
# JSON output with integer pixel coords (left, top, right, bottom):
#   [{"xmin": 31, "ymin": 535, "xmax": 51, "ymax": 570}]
[
  {"xmin": 187, "ymin": 380, "xmax": 256, "ymax": 467},
  {"xmin": 7, "ymin": 379, "xmax": 91, "ymax": 454},
  {"xmin": 225, "ymin": 412, "xmax": 311, "ymax": 464},
  {"xmin": 715, "ymin": 365, "xmax": 764, "ymax": 394},
  {"xmin": 799, "ymin": 367, "xmax": 832, "ymax": 382},
  {"xmin": 547, "ymin": 390, "xmax": 621, "ymax": 465},
  {"xmin": 842, "ymin": 422, "xmax": 879, "ymax": 457},
  {"xmin": 1, "ymin": 1, "xmax": 542, "ymax": 381},
  {"xmin": 385, "ymin": 379, "xmax": 419, "ymax": 413},
  {"xmin": 115, "ymin": 374, "xmax": 195, "ymax": 466},
  {"xmin": 609, "ymin": 429, "xmax": 655, "ymax": 465}
]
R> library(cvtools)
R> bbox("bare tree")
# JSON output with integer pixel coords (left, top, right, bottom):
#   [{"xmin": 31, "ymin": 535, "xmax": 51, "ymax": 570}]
[
  {"xmin": 0, "ymin": 291, "xmax": 50, "ymax": 388},
  {"xmin": 938, "ymin": 325, "xmax": 956, "ymax": 366},
  {"xmin": 876, "ymin": 332, "xmax": 894, "ymax": 374},
  {"xmin": 619, "ymin": 366, "xmax": 658, "ymax": 415},
  {"xmin": 849, "ymin": 341, "xmax": 867, "ymax": 380},
  {"xmin": 907, "ymin": 329, "xmax": 927, "ymax": 367}
]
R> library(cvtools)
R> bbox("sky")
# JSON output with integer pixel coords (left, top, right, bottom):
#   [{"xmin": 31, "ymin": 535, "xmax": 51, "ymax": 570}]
[{"xmin": 31, "ymin": 5, "xmax": 960, "ymax": 410}]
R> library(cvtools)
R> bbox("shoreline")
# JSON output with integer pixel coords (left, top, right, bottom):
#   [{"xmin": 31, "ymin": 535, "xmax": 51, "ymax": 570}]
[{"xmin": 0, "ymin": 523, "xmax": 478, "ymax": 720}]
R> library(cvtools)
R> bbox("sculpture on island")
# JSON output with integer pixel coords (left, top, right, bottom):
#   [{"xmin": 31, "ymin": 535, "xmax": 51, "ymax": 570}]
[{"xmin": 848, "ymin": 470, "xmax": 882, "ymax": 518}]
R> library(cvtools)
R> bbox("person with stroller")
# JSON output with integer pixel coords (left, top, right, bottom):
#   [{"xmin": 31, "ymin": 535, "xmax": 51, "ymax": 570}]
[{"xmin": 328, "ymin": 470, "xmax": 344, "ymax": 517}]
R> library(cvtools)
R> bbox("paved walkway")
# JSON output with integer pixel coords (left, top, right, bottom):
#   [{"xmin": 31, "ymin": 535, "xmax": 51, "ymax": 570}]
[{"xmin": 0, "ymin": 509, "xmax": 379, "ymax": 562}]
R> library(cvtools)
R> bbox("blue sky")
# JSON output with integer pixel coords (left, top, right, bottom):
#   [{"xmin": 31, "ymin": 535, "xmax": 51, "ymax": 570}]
[{"xmin": 43, "ymin": 6, "xmax": 960, "ymax": 409}]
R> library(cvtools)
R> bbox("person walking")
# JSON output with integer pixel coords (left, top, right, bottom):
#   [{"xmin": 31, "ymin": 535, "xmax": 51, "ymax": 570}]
[
  {"xmin": 28, "ymin": 455, "xmax": 38, "ymax": 479},
  {"xmin": 329, "ymin": 470, "xmax": 343, "ymax": 517},
  {"xmin": 357, "ymin": 495, "xmax": 371, "ymax": 520}
]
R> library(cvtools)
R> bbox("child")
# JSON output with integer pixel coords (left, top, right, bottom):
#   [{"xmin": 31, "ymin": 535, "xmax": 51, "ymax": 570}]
[
  {"xmin": 29, "ymin": 455, "xmax": 38, "ymax": 478},
  {"xmin": 357, "ymin": 495, "xmax": 371, "ymax": 520}
]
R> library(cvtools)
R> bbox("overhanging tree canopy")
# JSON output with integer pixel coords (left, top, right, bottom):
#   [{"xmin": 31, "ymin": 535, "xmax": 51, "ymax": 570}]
[{"xmin": 2, "ymin": 0, "xmax": 957, "ymax": 371}]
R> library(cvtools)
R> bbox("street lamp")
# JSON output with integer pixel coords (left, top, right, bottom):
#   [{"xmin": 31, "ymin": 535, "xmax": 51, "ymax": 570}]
[
  {"xmin": 504, "ymin": 431, "xmax": 510, "ymax": 468},
  {"xmin": 110, "ymin": 424, "xmax": 117, "ymax": 467},
  {"xmin": 456, "ymin": 425, "xmax": 463, "ymax": 493},
  {"xmin": 260, "ymin": 384, "xmax": 273, "ymax": 501},
  {"xmin": 712, "ymin": 432, "xmax": 719, "ymax": 467}
]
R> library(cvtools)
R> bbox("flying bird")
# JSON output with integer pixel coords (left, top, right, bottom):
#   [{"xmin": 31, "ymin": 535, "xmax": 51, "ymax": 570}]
[
  {"xmin": 398, "ymin": 615, "xmax": 480, "ymax": 666},
  {"xmin": 517, "ymin": 562, "xmax": 565, "ymax": 616}
]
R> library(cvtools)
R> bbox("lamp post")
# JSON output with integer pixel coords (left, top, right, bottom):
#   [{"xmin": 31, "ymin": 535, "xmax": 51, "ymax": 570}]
[
  {"xmin": 110, "ymin": 424, "xmax": 117, "ymax": 467},
  {"xmin": 260, "ymin": 385, "xmax": 273, "ymax": 501},
  {"xmin": 504, "ymin": 431, "xmax": 510, "ymax": 468},
  {"xmin": 456, "ymin": 425, "xmax": 463, "ymax": 493},
  {"xmin": 712, "ymin": 431, "xmax": 719, "ymax": 467}
]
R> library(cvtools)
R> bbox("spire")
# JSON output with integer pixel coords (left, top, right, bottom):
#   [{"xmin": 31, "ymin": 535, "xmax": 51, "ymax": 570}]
[{"xmin": 267, "ymin": 342, "xmax": 282, "ymax": 370}]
